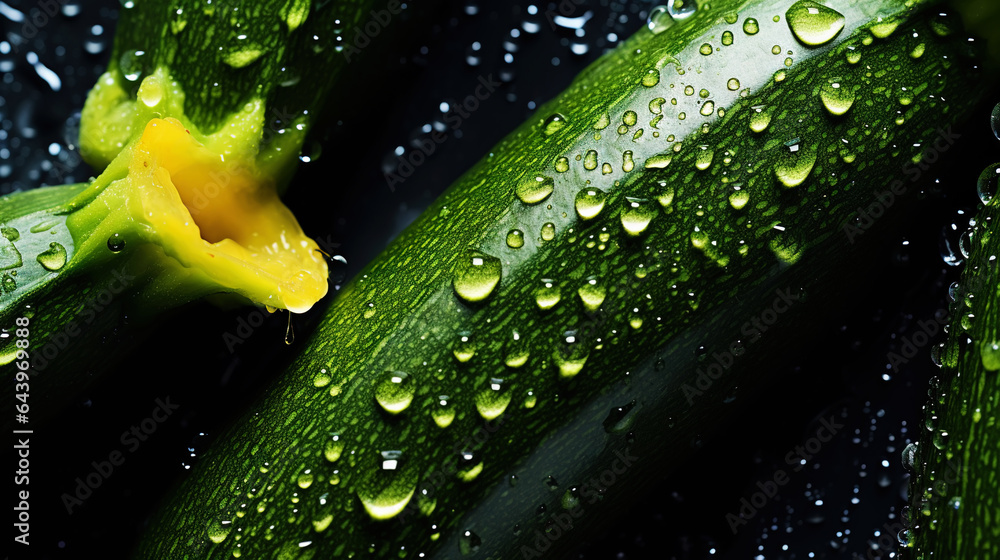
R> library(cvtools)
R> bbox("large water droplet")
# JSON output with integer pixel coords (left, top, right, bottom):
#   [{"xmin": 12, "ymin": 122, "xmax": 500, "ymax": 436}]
[
  {"xmin": 119, "ymin": 50, "xmax": 145, "ymax": 82},
  {"xmin": 535, "ymin": 278, "xmax": 561, "ymax": 310},
  {"xmin": 37, "ymin": 242, "xmax": 67, "ymax": 271},
  {"xmin": 542, "ymin": 114, "xmax": 568, "ymax": 136},
  {"xmin": 206, "ymin": 518, "xmax": 233, "ymax": 544},
  {"xmin": 577, "ymin": 276, "xmax": 606, "ymax": 312},
  {"xmin": 749, "ymin": 104, "xmax": 772, "ymax": 133},
  {"xmin": 375, "ymin": 371, "xmax": 415, "ymax": 414},
  {"xmin": 453, "ymin": 331, "xmax": 476, "ymax": 363},
  {"xmin": 647, "ymin": 5, "xmax": 673, "ymax": 34},
  {"xmin": 433, "ymin": 395, "xmax": 456, "ymax": 428},
  {"xmin": 516, "ymin": 175, "xmax": 555, "ymax": 205},
  {"xmin": 774, "ymin": 139, "xmax": 817, "ymax": 188},
  {"xmin": 977, "ymin": 163, "xmax": 1000, "ymax": 205},
  {"xmin": 476, "ymin": 378, "xmax": 512, "ymax": 420},
  {"xmin": 324, "ymin": 432, "xmax": 344, "ymax": 462},
  {"xmin": 453, "ymin": 251, "xmax": 502, "ymax": 302},
  {"xmin": 666, "ymin": 0, "xmax": 697, "ymax": 20},
  {"xmin": 621, "ymin": 197, "xmax": 657, "ymax": 236},
  {"xmin": 575, "ymin": 188, "xmax": 607, "ymax": 220},
  {"xmin": 786, "ymin": 1, "xmax": 845, "ymax": 46},
  {"xmin": 820, "ymin": 78, "xmax": 855, "ymax": 116}
]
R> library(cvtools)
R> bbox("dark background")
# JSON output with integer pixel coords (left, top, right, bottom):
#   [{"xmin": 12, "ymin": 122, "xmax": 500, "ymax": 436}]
[{"xmin": 1, "ymin": 0, "xmax": 996, "ymax": 558}]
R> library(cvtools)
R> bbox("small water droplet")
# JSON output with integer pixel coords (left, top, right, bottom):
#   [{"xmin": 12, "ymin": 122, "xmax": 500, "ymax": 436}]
[
  {"xmin": 207, "ymin": 518, "xmax": 233, "ymax": 544},
  {"xmin": 476, "ymin": 377, "xmax": 511, "ymax": 420},
  {"xmin": 820, "ymin": 78, "xmax": 855, "ymax": 116},
  {"xmin": 621, "ymin": 197, "xmax": 657, "ymax": 236},
  {"xmin": 459, "ymin": 530, "xmax": 482, "ymax": 556},
  {"xmin": 577, "ymin": 276, "xmax": 606, "ymax": 311},
  {"xmin": 324, "ymin": 432, "xmax": 344, "ymax": 462},
  {"xmin": 641, "ymin": 69, "xmax": 660, "ymax": 87},
  {"xmin": 541, "ymin": 222, "xmax": 556, "ymax": 241},
  {"xmin": 453, "ymin": 330, "xmax": 477, "ymax": 363},
  {"xmin": 433, "ymin": 395, "xmax": 456, "ymax": 428},
  {"xmin": 119, "ymin": 50, "xmax": 145, "ymax": 82},
  {"xmin": 107, "ymin": 233, "xmax": 125, "ymax": 252},
  {"xmin": 980, "ymin": 340, "xmax": 1000, "ymax": 371},
  {"xmin": 375, "ymin": 371, "xmax": 415, "ymax": 414},
  {"xmin": 786, "ymin": 1, "xmax": 846, "ymax": 46},
  {"xmin": 722, "ymin": 30, "xmax": 734, "ymax": 46},
  {"xmin": 506, "ymin": 229, "xmax": 525, "ymax": 249},
  {"xmin": 603, "ymin": 400, "xmax": 638, "ymax": 433},
  {"xmin": 743, "ymin": 18, "xmax": 759, "ymax": 35},
  {"xmin": 453, "ymin": 251, "xmax": 502, "ymax": 302}
]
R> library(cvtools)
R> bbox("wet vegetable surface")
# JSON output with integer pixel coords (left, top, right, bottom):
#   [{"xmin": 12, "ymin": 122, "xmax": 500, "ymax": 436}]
[{"xmin": 1, "ymin": 0, "xmax": 997, "ymax": 558}]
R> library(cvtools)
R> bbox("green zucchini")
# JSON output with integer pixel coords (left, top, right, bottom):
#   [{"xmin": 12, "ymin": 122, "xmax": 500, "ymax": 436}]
[
  {"xmin": 0, "ymin": 0, "xmax": 397, "ymax": 424},
  {"xmin": 135, "ymin": 0, "xmax": 990, "ymax": 558},
  {"xmin": 905, "ymin": 154, "xmax": 1000, "ymax": 555}
]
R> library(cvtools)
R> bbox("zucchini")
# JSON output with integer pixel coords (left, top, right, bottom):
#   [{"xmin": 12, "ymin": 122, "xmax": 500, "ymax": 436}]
[
  {"xmin": 905, "ymin": 151, "xmax": 1000, "ymax": 554},
  {"xmin": 0, "ymin": 0, "xmax": 399, "ymax": 422},
  {"xmin": 136, "ymin": 0, "xmax": 990, "ymax": 558}
]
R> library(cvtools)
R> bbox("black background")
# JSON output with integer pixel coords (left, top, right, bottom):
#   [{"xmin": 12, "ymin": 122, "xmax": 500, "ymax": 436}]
[{"xmin": 2, "ymin": 0, "xmax": 997, "ymax": 558}]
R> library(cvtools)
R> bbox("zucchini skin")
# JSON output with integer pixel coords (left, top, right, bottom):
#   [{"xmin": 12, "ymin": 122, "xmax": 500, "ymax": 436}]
[
  {"xmin": 136, "ymin": 0, "xmax": 989, "ymax": 558},
  {"xmin": 907, "ymin": 168, "xmax": 1000, "ymax": 555}
]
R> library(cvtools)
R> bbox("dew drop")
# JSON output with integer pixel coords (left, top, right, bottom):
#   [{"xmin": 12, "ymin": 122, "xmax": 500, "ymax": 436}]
[
  {"xmin": 506, "ymin": 229, "xmax": 525, "ymax": 249},
  {"xmin": 603, "ymin": 400, "xmax": 638, "ymax": 433},
  {"xmin": 107, "ymin": 233, "xmax": 125, "ymax": 252},
  {"xmin": 577, "ymin": 276, "xmax": 606, "ymax": 311},
  {"xmin": 774, "ymin": 139, "xmax": 817, "ymax": 188},
  {"xmin": 583, "ymin": 150, "xmax": 598, "ymax": 170},
  {"xmin": 459, "ymin": 530, "xmax": 482, "ymax": 556},
  {"xmin": 453, "ymin": 251, "xmax": 502, "ymax": 302},
  {"xmin": 433, "ymin": 395, "xmax": 456, "ymax": 428},
  {"xmin": 980, "ymin": 340, "xmax": 1000, "ymax": 371},
  {"xmin": 554, "ymin": 329, "xmax": 590, "ymax": 378},
  {"xmin": 119, "ymin": 50, "xmax": 145, "ymax": 82},
  {"xmin": 37, "ymin": 242, "xmax": 67, "ymax": 271},
  {"xmin": 535, "ymin": 278, "xmax": 561, "ymax": 310},
  {"xmin": 722, "ymin": 30, "xmax": 734, "ymax": 46},
  {"xmin": 476, "ymin": 378, "xmax": 512, "ymax": 420},
  {"xmin": 695, "ymin": 145, "xmax": 714, "ymax": 170},
  {"xmin": 749, "ymin": 104, "xmax": 772, "ymax": 132},
  {"xmin": 375, "ymin": 371, "xmax": 415, "ymax": 414},
  {"xmin": 992, "ymin": 103, "xmax": 1000, "ymax": 140},
  {"xmin": 575, "ymin": 188, "xmax": 608, "ymax": 220},
  {"xmin": 977, "ymin": 163, "xmax": 1000, "ymax": 205},
  {"xmin": 504, "ymin": 330, "xmax": 530, "ymax": 368},
  {"xmin": 541, "ymin": 222, "xmax": 556, "ymax": 242},
  {"xmin": 743, "ymin": 17, "xmax": 759, "ymax": 35},
  {"xmin": 647, "ymin": 5, "xmax": 673, "ymax": 34},
  {"xmin": 324, "ymin": 432, "xmax": 344, "ymax": 462},
  {"xmin": 516, "ymin": 175, "xmax": 555, "ymax": 205},
  {"xmin": 820, "ymin": 78, "xmax": 855, "ymax": 116},
  {"xmin": 621, "ymin": 197, "xmax": 657, "ymax": 236},
  {"xmin": 453, "ymin": 331, "xmax": 477, "ymax": 363},
  {"xmin": 641, "ymin": 69, "xmax": 660, "ymax": 87},
  {"xmin": 206, "ymin": 518, "xmax": 233, "ymax": 544},
  {"xmin": 542, "ymin": 114, "xmax": 568, "ymax": 136},
  {"xmin": 786, "ymin": 1, "xmax": 845, "ymax": 46}
]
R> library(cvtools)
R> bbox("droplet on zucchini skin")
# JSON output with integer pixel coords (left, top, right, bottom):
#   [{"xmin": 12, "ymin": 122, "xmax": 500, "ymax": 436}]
[
  {"xmin": 991, "ymin": 103, "xmax": 1000, "ymax": 140},
  {"xmin": 506, "ymin": 229, "xmax": 525, "ymax": 248},
  {"xmin": 375, "ymin": 371, "xmax": 415, "ymax": 414},
  {"xmin": 535, "ymin": 279, "xmax": 561, "ymax": 310},
  {"xmin": 981, "ymin": 341, "xmax": 1000, "ymax": 371},
  {"xmin": 743, "ymin": 17, "xmax": 759, "ymax": 35},
  {"xmin": 575, "ymin": 188, "xmax": 607, "ymax": 220},
  {"xmin": 577, "ymin": 276, "xmax": 606, "ymax": 311},
  {"xmin": 820, "ymin": 78, "xmax": 855, "ymax": 116},
  {"xmin": 453, "ymin": 252, "xmax": 502, "ymax": 302},
  {"xmin": 476, "ymin": 378, "xmax": 511, "ymax": 420},
  {"xmin": 453, "ymin": 331, "xmax": 476, "ymax": 362},
  {"xmin": 621, "ymin": 197, "xmax": 657, "ymax": 236},
  {"xmin": 37, "ymin": 242, "xmax": 67, "ymax": 271},
  {"xmin": 432, "ymin": 395, "xmax": 456, "ymax": 428},
  {"xmin": 977, "ymin": 163, "xmax": 1000, "ymax": 205},
  {"xmin": 107, "ymin": 233, "xmax": 126, "ymax": 252},
  {"xmin": 774, "ymin": 139, "xmax": 817, "ymax": 188},
  {"xmin": 541, "ymin": 113, "xmax": 568, "ymax": 136},
  {"xmin": 206, "ymin": 518, "xmax": 232, "ymax": 544},
  {"xmin": 516, "ymin": 175, "xmax": 554, "ymax": 204},
  {"xmin": 786, "ymin": 0, "xmax": 845, "ymax": 46},
  {"xmin": 324, "ymin": 432, "xmax": 344, "ymax": 462}
]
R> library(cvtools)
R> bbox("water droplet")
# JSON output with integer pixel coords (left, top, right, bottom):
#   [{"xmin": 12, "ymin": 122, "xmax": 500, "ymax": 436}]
[
  {"xmin": 870, "ymin": 16, "xmax": 899, "ymax": 39},
  {"xmin": 644, "ymin": 153, "xmax": 673, "ymax": 169},
  {"xmin": 577, "ymin": 276, "xmax": 606, "ymax": 311},
  {"xmin": 901, "ymin": 442, "xmax": 918, "ymax": 472},
  {"xmin": 727, "ymin": 78, "xmax": 740, "ymax": 91},
  {"xmin": 623, "ymin": 111, "xmax": 638, "ymax": 127},
  {"xmin": 516, "ymin": 175, "xmax": 555, "ymax": 205},
  {"xmin": 583, "ymin": 150, "xmax": 598, "ymax": 170},
  {"xmin": 977, "ymin": 163, "xmax": 1000, "ymax": 205},
  {"xmin": 749, "ymin": 104, "xmax": 772, "ymax": 133},
  {"xmin": 657, "ymin": 183, "xmax": 676, "ymax": 207},
  {"xmin": 506, "ymin": 229, "xmax": 525, "ymax": 249},
  {"xmin": 297, "ymin": 470, "xmax": 314, "ymax": 489},
  {"xmin": 649, "ymin": 98, "xmax": 666, "ymax": 114},
  {"xmin": 37, "ymin": 242, "xmax": 67, "ymax": 271},
  {"xmin": 554, "ymin": 329, "xmax": 590, "ymax": 378},
  {"xmin": 433, "ymin": 395, "xmax": 456, "ymax": 428},
  {"xmin": 666, "ymin": 0, "xmax": 697, "ymax": 20},
  {"xmin": 774, "ymin": 139, "xmax": 817, "ymax": 187},
  {"xmin": 699, "ymin": 43, "xmax": 713, "ymax": 56},
  {"xmin": 363, "ymin": 301, "xmax": 376, "ymax": 319},
  {"xmin": 820, "ymin": 78, "xmax": 855, "ymax": 116},
  {"xmin": 603, "ymin": 400, "xmax": 638, "ymax": 433},
  {"xmin": 459, "ymin": 530, "xmax": 482, "ymax": 555},
  {"xmin": 981, "ymin": 340, "xmax": 1000, "ymax": 371},
  {"xmin": 992, "ymin": 103, "xmax": 1000, "ymax": 140},
  {"xmin": 621, "ymin": 197, "xmax": 657, "ymax": 236},
  {"xmin": 555, "ymin": 157, "xmax": 570, "ymax": 173},
  {"xmin": 729, "ymin": 187, "xmax": 749, "ymax": 210},
  {"xmin": 743, "ymin": 17, "xmax": 759, "ymax": 35},
  {"xmin": 107, "ymin": 233, "xmax": 125, "ymax": 252},
  {"xmin": 1, "ymin": 227, "xmax": 20, "ymax": 242},
  {"xmin": 453, "ymin": 331, "xmax": 477, "ymax": 363},
  {"xmin": 375, "ymin": 371, "xmax": 415, "ymax": 414},
  {"xmin": 647, "ymin": 5, "xmax": 673, "ymax": 34},
  {"xmin": 622, "ymin": 151, "xmax": 635, "ymax": 173},
  {"xmin": 535, "ymin": 278, "xmax": 561, "ymax": 310},
  {"xmin": 476, "ymin": 377, "xmax": 511, "ymax": 420},
  {"xmin": 695, "ymin": 145, "xmax": 714, "ymax": 170},
  {"xmin": 542, "ymin": 114, "xmax": 568, "ymax": 136},
  {"xmin": 504, "ymin": 330, "xmax": 530, "ymax": 368},
  {"xmin": 575, "ymin": 188, "xmax": 607, "ymax": 220},
  {"xmin": 324, "ymin": 432, "xmax": 344, "ymax": 462},
  {"xmin": 641, "ymin": 69, "xmax": 660, "ymax": 87},
  {"xmin": 223, "ymin": 46, "xmax": 265, "ymax": 68},
  {"xmin": 786, "ymin": 1, "xmax": 845, "ymax": 46},
  {"xmin": 453, "ymin": 251, "xmax": 502, "ymax": 302},
  {"xmin": 358, "ymin": 483, "xmax": 416, "ymax": 521},
  {"xmin": 1, "ymin": 275, "xmax": 15, "ymax": 293},
  {"xmin": 207, "ymin": 518, "xmax": 233, "ymax": 544},
  {"xmin": 119, "ymin": 50, "xmax": 145, "ymax": 82},
  {"xmin": 722, "ymin": 30, "xmax": 734, "ymax": 46},
  {"xmin": 541, "ymin": 222, "xmax": 556, "ymax": 241},
  {"xmin": 846, "ymin": 45, "xmax": 861, "ymax": 64}
]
